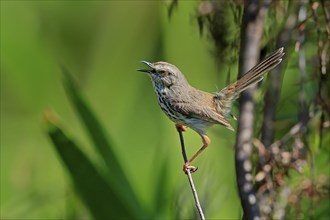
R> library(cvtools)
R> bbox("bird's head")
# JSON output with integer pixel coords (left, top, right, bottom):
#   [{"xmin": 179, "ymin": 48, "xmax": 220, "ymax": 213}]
[{"xmin": 137, "ymin": 61, "xmax": 188, "ymax": 88}]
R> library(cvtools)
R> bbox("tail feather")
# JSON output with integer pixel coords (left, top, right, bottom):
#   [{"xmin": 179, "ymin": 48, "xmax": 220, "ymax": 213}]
[
  {"xmin": 214, "ymin": 47, "xmax": 285, "ymax": 116},
  {"xmin": 237, "ymin": 47, "xmax": 283, "ymax": 84}
]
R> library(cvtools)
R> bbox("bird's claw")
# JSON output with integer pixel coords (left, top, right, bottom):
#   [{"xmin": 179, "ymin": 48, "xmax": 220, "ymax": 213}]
[
  {"xmin": 176, "ymin": 124, "xmax": 187, "ymax": 132},
  {"xmin": 183, "ymin": 162, "xmax": 198, "ymax": 174}
]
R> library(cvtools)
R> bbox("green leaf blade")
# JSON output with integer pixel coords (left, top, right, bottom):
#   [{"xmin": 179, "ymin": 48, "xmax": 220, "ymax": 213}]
[
  {"xmin": 60, "ymin": 67, "xmax": 146, "ymax": 217},
  {"xmin": 45, "ymin": 116, "xmax": 135, "ymax": 219}
]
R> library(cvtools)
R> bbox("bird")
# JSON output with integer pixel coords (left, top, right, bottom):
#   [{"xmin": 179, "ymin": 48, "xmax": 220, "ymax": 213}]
[{"xmin": 137, "ymin": 47, "xmax": 284, "ymax": 173}]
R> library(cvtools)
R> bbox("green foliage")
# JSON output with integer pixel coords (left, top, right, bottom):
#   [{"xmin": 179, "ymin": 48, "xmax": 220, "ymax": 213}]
[
  {"xmin": 45, "ymin": 66, "xmax": 149, "ymax": 219},
  {"xmin": 1, "ymin": 1, "xmax": 329, "ymax": 219},
  {"xmin": 47, "ymin": 118, "xmax": 135, "ymax": 219},
  {"xmin": 61, "ymin": 67, "xmax": 143, "ymax": 217}
]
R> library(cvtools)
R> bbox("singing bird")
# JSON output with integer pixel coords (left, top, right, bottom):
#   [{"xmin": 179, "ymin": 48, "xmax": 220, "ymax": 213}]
[{"xmin": 138, "ymin": 48, "xmax": 284, "ymax": 173}]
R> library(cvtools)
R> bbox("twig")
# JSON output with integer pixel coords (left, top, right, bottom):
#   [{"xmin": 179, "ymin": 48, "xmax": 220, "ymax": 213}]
[
  {"xmin": 258, "ymin": 2, "xmax": 298, "ymax": 219},
  {"xmin": 177, "ymin": 128, "xmax": 205, "ymax": 220},
  {"xmin": 261, "ymin": 0, "xmax": 297, "ymax": 149}
]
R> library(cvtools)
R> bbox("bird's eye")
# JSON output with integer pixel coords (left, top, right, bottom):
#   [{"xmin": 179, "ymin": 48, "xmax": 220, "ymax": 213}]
[{"xmin": 159, "ymin": 70, "xmax": 170, "ymax": 76}]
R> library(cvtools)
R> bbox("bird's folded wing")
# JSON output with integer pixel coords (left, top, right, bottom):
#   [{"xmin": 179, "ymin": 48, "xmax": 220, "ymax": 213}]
[{"xmin": 171, "ymin": 101, "xmax": 234, "ymax": 131}]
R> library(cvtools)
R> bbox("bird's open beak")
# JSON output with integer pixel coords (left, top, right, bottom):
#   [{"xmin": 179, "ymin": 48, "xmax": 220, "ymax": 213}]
[{"xmin": 137, "ymin": 60, "xmax": 155, "ymax": 73}]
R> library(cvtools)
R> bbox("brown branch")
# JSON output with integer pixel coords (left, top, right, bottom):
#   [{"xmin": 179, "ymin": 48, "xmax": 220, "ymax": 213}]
[
  {"xmin": 177, "ymin": 128, "xmax": 205, "ymax": 220},
  {"xmin": 297, "ymin": 0, "xmax": 309, "ymax": 125},
  {"xmin": 257, "ymin": 2, "xmax": 299, "ymax": 219},
  {"xmin": 261, "ymin": 0, "xmax": 298, "ymax": 149},
  {"xmin": 310, "ymin": 0, "xmax": 330, "ymax": 153},
  {"xmin": 321, "ymin": 0, "xmax": 330, "ymax": 36},
  {"xmin": 235, "ymin": 0, "xmax": 271, "ymax": 219}
]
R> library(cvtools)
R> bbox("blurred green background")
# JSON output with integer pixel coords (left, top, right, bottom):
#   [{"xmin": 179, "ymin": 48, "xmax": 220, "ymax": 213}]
[
  {"xmin": 1, "ymin": 1, "xmax": 329, "ymax": 219},
  {"xmin": 1, "ymin": 1, "xmax": 240, "ymax": 219}
]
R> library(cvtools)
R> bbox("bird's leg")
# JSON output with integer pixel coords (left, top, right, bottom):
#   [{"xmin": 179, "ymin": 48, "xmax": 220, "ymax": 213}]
[
  {"xmin": 183, "ymin": 134, "xmax": 211, "ymax": 174},
  {"xmin": 175, "ymin": 124, "xmax": 187, "ymax": 132}
]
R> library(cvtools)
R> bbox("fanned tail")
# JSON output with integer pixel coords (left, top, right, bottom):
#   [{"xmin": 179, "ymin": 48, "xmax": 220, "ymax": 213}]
[{"xmin": 214, "ymin": 47, "xmax": 285, "ymax": 116}]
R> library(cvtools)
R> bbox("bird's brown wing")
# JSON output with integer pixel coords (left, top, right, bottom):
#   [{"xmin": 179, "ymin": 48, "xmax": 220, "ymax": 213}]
[{"xmin": 170, "ymin": 101, "xmax": 234, "ymax": 131}]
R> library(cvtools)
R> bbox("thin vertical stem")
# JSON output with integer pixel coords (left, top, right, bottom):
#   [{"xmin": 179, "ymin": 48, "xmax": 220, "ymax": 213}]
[{"xmin": 177, "ymin": 128, "xmax": 205, "ymax": 220}]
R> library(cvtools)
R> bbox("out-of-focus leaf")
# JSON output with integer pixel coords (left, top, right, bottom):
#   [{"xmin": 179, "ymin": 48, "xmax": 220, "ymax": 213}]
[
  {"xmin": 45, "ymin": 112, "xmax": 135, "ymax": 219},
  {"xmin": 61, "ymin": 66, "xmax": 145, "ymax": 217},
  {"xmin": 168, "ymin": 0, "xmax": 178, "ymax": 18}
]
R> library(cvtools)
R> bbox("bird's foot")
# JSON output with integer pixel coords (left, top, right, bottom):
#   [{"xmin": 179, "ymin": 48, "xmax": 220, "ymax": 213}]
[
  {"xmin": 183, "ymin": 162, "xmax": 198, "ymax": 174},
  {"xmin": 176, "ymin": 124, "xmax": 187, "ymax": 132}
]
